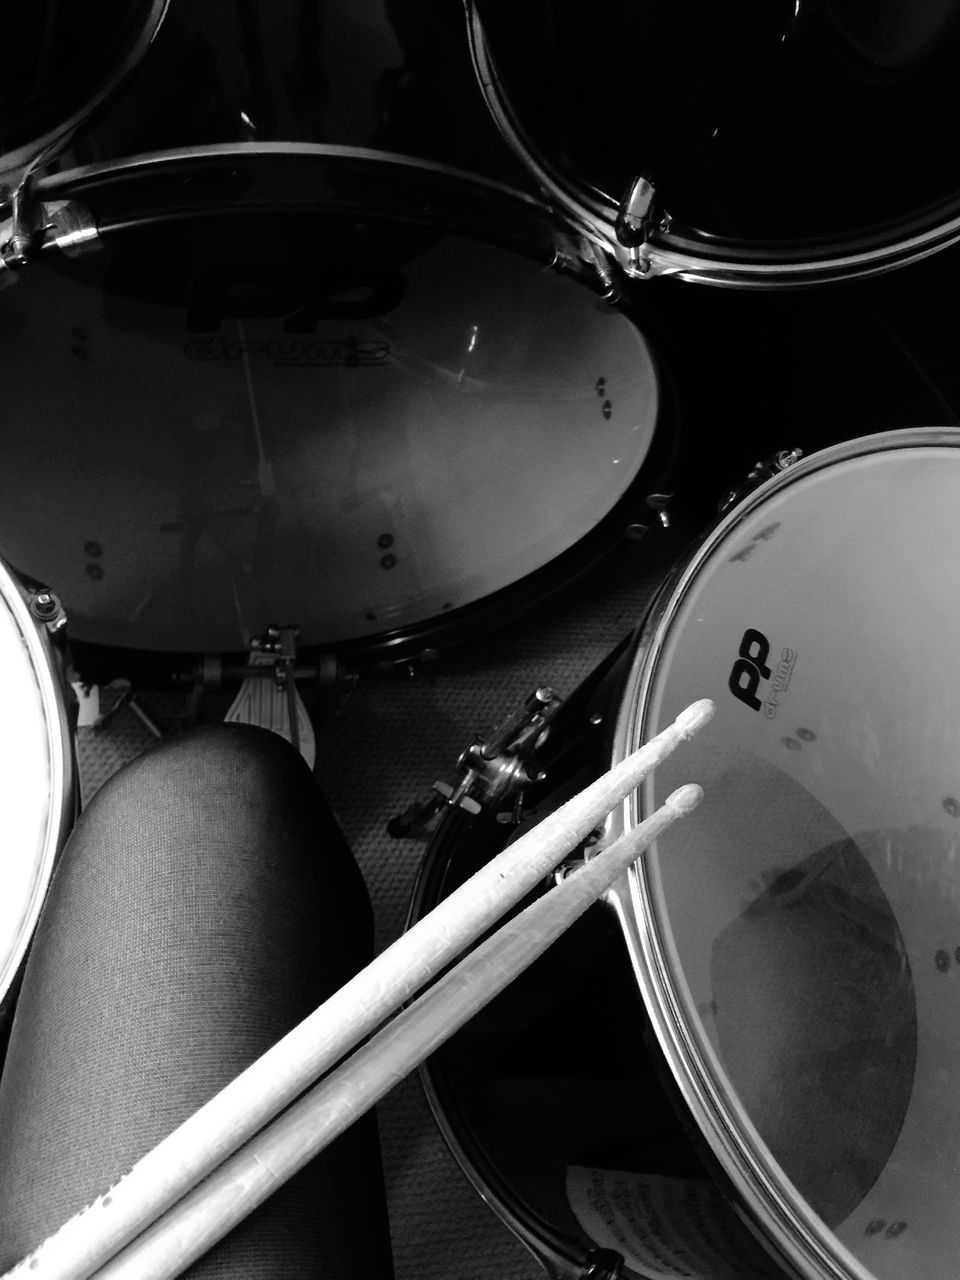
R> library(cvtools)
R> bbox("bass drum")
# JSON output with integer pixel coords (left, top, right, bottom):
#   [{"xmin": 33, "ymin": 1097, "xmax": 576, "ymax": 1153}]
[
  {"xmin": 0, "ymin": 146, "xmax": 673, "ymax": 659},
  {"xmin": 0, "ymin": 560, "xmax": 74, "ymax": 1049},
  {"xmin": 411, "ymin": 427, "xmax": 960, "ymax": 1280},
  {"xmin": 467, "ymin": 0, "xmax": 960, "ymax": 286}
]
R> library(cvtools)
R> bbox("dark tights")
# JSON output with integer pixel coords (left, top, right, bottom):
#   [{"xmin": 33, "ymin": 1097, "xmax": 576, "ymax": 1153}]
[{"xmin": 0, "ymin": 724, "xmax": 395, "ymax": 1277}]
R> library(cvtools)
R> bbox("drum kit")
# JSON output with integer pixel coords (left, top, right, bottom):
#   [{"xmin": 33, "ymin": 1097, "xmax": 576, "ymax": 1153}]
[{"xmin": 2, "ymin": 3, "xmax": 960, "ymax": 1279}]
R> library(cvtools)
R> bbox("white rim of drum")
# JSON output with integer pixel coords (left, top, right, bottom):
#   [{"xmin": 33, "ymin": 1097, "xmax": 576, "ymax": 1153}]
[{"xmin": 0, "ymin": 568, "xmax": 67, "ymax": 1004}]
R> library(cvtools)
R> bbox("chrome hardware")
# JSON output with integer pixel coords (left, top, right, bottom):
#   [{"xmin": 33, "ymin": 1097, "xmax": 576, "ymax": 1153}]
[
  {"xmin": 616, "ymin": 175, "xmax": 661, "ymax": 249},
  {"xmin": 249, "ymin": 624, "xmax": 299, "ymax": 688},
  {"xmin": 1, "ymin": 178, "xmax": 44, "ymax": 268},
  {"xmin": 43, "ymin": 199, "xmax": 99, "ymax": 257},
  {"xmin": 28, "ymin": 589, "xmax": 67, "ymax": 635},
  {"xmin": 225, "ymin": 624, "xmax": 315, "ymax": 765},
  {"xmin": 388, "ymin": 685, "xmax": 564, "ymax": 837},
  {"xmin": 646, "ymin": 492, "xmax": 671, "ymax": 529},
  {"xmin": 624, "ymin": 492, "xmax": 674, "ymax": 542},
  {"xmin": 718, "ymin": 448, "xmax": 803, "ymax": 514},
  {"xmin": 1, "ymin": 182, "xmax": 98, "ymax": 273},
  {"xmin": 552, "ymin": 233, "xmax": 623, "ymax": 304},
  {"xmin": 579, "ymin": 237, "xmax": 619, "ymax": 303}
]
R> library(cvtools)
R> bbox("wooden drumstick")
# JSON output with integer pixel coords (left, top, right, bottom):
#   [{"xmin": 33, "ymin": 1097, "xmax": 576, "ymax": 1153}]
[
  {"xmin": 3, "ymin": 699, "xmax": 713, "ymax": 1280},
  {"xmin": 93, "ymin": 784, "xmax": 704, "ymax": 1279}
]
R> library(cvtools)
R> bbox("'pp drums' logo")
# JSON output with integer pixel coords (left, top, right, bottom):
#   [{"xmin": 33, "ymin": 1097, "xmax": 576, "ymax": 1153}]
[
  {"xmin": 729, "ymin": 628, "xmax": 798, "ymax": 719},
  {"xmin": 728, "ymin": 629, "xmax": 771, "ymax": 712}
]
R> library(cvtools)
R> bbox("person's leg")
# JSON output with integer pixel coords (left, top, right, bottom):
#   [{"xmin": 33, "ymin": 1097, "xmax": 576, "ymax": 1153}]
[{"xmin": 0, "ymin": 723, "xmax": 394, "ymax": 1278}]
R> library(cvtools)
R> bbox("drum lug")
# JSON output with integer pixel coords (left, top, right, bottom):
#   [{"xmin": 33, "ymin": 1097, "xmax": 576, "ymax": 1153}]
[
  {"xmin": 718, "ymin": 447, "xmax": 803, "ymax": 514},
  {"xmin": 387, "ymin": 685, "xmax": 564, "ymax": 837}
]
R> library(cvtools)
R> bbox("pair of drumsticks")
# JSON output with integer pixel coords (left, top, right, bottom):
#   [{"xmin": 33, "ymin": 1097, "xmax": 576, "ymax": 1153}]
[{"xmin": 3, "ymin": 698, "xmax": 714, "ymax": 1280}]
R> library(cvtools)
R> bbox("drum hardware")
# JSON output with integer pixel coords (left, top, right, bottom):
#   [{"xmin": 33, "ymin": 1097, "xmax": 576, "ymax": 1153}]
[
  {"xmin": 564, "ymin": 235, "xmax": 622, "ymax": 302},
  {"xmin": 74, "ymin": 678, "xmax": 165, "ymax": 739},
  {"xmin": 26, "ymin": 588, "xmax": 67, "ymax": 635},
  {"xmin": 716, "ymin": 446, "xmax": 803, "ymax": 514},
  {"xmin": 390, "ymin": 637, "xmax": 637, "ymax": 841},
  {"xmin": 388, "ymin": 685, "xmax": 564, "ymax": 839},
  {"xmin": 0, "ymin": 179, "xmax": 44, "ymax": 270},
  {"xmin": 0, "ymin": 180, "xmax": 99, "ymax": 273},
  {"xmin": 624, "ymin": 492, "xmax": 673, "ymax": 541},
  {"xmin": 220, "ymin": 626, "xmax": 315, "ymax": 766},
  {"xmin": 614, "ymin": 175, "xmax": 663, "ymax": 257}
]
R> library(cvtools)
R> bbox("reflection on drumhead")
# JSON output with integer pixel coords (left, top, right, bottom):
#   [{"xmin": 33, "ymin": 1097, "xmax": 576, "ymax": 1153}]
[{"xmin": 711, "ymin": 824, "xmax": 916, "ymax": 1228}]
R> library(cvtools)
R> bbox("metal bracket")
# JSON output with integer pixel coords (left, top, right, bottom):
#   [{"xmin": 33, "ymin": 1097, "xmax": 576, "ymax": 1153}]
[
  {"xmin": 0, "ymin": 182, "xmax": 99, "ymax": 276},
  {"xmin": 718, "ymin": 447, "xmax": 803, "ymax": 515},
  {"xmin": 614, "ymin": 174, "xmax": 675, "ymax": 279},
  {"xmin": 388, "ymin": 685, "xmax": 564, "ymax": 837}
]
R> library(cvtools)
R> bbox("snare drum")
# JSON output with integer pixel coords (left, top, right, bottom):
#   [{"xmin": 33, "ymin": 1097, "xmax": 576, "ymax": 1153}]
[
  {"xmin": 0, "ymin": 146, "xmax": 672, "ymax": 658},
  {"xmin": 0, "ymin": 560, "xmax": 74, "ymax": 1041},
  {"xmin": 412, "ymin": 427, "xmax": 960, "ymax": 1280},
  {"xmin": 467, "ymin": 0, "xmax": 960, "ymax": 286}
]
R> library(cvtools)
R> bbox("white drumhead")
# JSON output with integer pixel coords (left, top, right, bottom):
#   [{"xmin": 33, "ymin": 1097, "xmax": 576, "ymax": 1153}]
[
  {"xmin": 0, "ymin": 180, "xmax": 659, "ymax": 652},
  {"xmin": 613, "ymin": 430, "xmax": 960, "ymax": 1280},
  {"xmin": 0, "ymin": 565, "xmax": 67, "ymax": 1004}
]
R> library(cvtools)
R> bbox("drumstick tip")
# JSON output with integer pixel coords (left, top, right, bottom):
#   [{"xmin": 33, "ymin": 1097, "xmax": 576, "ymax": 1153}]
[
  {"xmin": 673, "ymin": 698, "xmax": 715, "ymax": 739},
  {"xmin": 663, "ymin": 782, "xmax": 703, "ymax": 816}
]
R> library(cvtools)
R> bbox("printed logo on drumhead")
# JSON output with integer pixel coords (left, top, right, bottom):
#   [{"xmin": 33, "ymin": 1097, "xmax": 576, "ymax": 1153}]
[
  {"xmin": 729, "ymin": 628, "xmax": 797, "ymax": 719},
  {"xmin": 183, "ymin": 335, "xmax": 391, "ymax": 366}
]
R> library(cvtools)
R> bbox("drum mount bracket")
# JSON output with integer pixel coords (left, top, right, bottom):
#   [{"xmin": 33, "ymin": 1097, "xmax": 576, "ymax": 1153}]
[
  {"xmin": 0, "ymin": 176, "xmax": 98, "ymax": 277},
  {"xmin": 718, "ymin": 447, "xmax": 803, "ymax": 514},
  {"xmin": 615, "ymin": 174, "xmax": 675, "ymax": 278},
  {"xmin": 387, "ymin": 685, "xmax": 564, "ymax": 838}
]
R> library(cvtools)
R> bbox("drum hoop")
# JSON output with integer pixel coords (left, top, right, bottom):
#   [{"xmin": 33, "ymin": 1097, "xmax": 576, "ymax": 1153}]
[
  {"xmin": 467, "ymin": 4, "xmax": 960, "ymax": 289},
  {"xmin": 1, "ymin": 0, "xmax": 169, "ymax": 183},
  {"xmin": 0, "ymin": 566, "xmax": 69, "ymax": 1002},
  {"xmin": 33, "ymin": 142, "xmax": 585, "ymax": 267},
  {"xmin": 608, "ymin": 425, "xmax": 960, "ymax": 1280}
]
